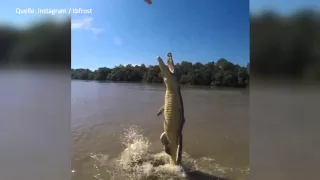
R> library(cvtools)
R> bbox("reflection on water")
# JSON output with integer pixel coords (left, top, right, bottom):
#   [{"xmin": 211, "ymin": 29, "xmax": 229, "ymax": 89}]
[{"xmin": 72, "ymin": 80, "xmax": 249, "ymax": 180}]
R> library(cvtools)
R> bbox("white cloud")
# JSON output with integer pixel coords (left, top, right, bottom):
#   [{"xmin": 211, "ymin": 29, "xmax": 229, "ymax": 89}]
[
  {"xmin": 71, "ymin": 18, "xmax": 92, "ymax": 29},
  {"xmin": 113, "ymin": 36, "xmax": 122, "ymax": 46},
  {"xmin": 71, "ymin": 18, "xmax": 102, "ymax": 34},
  {"xmin": 91, "ymin": 28, "xmax": 102, "ymax": 34}
]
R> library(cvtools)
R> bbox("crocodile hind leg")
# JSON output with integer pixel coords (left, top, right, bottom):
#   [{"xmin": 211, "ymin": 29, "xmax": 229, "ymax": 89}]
[
  {"xmin": 160, "ymin": 132, "xmax": 170, "ymax": 155},
  {"xmin": 160, "ymin": 133, "xmax": 179, "ymax": 165},
  {"xmin": 167, "ymin": 140, "xmax": 178, "ymax": 165}
]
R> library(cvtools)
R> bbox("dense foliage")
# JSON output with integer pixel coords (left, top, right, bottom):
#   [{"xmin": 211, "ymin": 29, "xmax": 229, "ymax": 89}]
[
  {"xmin": 0, "ymin": 19, "xmax": 71, "ymax": 68},
  {"xmin": 71, "ymin": 59, "xmax": 250, "ymax": 87},
  {"xmin": 250, "ymin": 10, "xmax": 320, "ymax": 80}
]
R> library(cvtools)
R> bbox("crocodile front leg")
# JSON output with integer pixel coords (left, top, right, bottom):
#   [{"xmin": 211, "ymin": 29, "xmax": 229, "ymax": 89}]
[{"xmin": 157, "ymin": 105, "xmax": 164, "ymax": 116}]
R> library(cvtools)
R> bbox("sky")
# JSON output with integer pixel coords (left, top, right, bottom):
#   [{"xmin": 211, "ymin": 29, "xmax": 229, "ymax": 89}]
[
  {"xmin": 71, "ymin": 0, "xmax": 250, "ymax": 69},
  {"xmin": 1, "ymin": 0, "xmax": 319, "ymax": 70}
]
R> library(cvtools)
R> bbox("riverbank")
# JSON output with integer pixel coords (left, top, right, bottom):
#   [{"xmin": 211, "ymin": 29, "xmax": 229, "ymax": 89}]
[
  {"xmin": 71, "ymin": 59, "xmax": 249, "ymax": 88},
  {"xmin": 71, "ymin": 79, "xmax": 249, "ymax": 88}
]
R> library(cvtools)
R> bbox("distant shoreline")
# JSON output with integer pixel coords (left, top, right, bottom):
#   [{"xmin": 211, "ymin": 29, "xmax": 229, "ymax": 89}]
[
  {"xmin": 71, "ymin": 79, "xmax": 249, "ymax": 88},
  {"xmin": 71, "ymin": 59, "xmax": 250, "ymax": 89}
]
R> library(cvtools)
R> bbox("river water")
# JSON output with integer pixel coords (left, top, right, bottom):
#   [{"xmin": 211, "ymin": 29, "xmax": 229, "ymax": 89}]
[{"xmin": 71, "ymin": 80, "xmax": 249, "ymax": 180}]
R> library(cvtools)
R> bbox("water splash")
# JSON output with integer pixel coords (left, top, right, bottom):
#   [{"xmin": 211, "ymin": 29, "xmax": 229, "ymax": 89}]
[
  {"xmin": 84, "ymin": 126, "xmax": 249, "ymax": 180},
  {"xmin": 113, "ymin": 125, "xmax": 185, "ymax": 179}
]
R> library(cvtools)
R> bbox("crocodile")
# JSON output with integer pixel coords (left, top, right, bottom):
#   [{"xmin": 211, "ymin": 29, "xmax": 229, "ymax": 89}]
[{"xmin": 157, "ymin": 52, "xmax": 185, "ymax": 165}]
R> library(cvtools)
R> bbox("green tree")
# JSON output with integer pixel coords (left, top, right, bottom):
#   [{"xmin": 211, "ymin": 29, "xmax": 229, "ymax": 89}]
[
  {"xmin": 95, "ymin": 67, "xmax": 111, "ymax": 80},
  {"xmin": 71, "ymin": 59, "xmax": 250, "ymax": 87},
  {"xmin": 250, "ymin": 10, "xmax": 320, "ymax": 80}
]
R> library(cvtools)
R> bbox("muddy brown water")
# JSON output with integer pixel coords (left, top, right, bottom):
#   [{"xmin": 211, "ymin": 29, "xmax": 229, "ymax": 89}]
[{"xmin": 71, "ymin": 80, "xmax": 249, "ymax": 180}]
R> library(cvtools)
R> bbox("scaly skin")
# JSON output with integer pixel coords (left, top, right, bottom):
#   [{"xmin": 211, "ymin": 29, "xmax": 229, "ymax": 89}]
[{"xmin": 157, "ymin": 52, "xmax": 185, "ymax": 165}]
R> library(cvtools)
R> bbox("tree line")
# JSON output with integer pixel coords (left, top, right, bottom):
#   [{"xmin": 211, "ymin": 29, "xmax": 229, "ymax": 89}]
[
  {"xmin": 71, "ymin": 59, "xmax": 250, "ymax": 87},
  {"xmin": 0, "ymin": 18, "xmax": 70, "ymax": 69},
  {"xmin": 250, "ymin": 10, "xmax": 320, "ymax": 80}
]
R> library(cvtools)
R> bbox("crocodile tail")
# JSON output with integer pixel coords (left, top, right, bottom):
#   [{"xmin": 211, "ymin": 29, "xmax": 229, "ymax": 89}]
[{"xmin": 176, "ymin": 134, "xmax": 183, "ymax": 164}]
